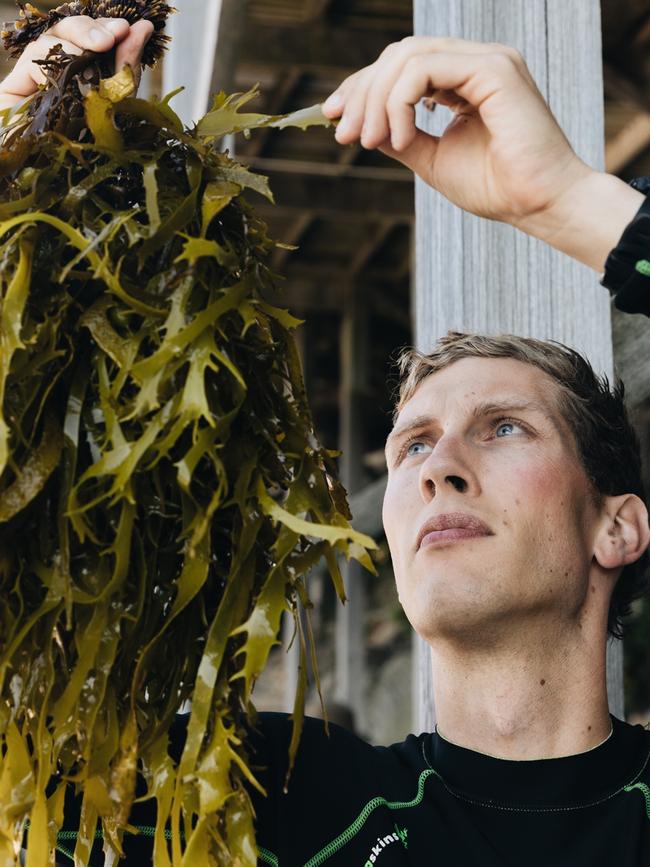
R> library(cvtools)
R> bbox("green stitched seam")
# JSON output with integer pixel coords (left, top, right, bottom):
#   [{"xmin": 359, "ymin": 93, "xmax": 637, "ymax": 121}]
[
  {"xmin": 303, "ymin": 768, "xmax": 438, "ymax": 867},
  {"xmin": 623, "ymin": 782, "xmax": 650, "ymax": 819},
  {"xmin": 258, "ymin": 845, "xmax": 279, "ymax": 866},
  {"xmin": 635, "ymin": 259, "xmax": 650, "ymax": 276},
  {"xmin": 56, "ymin": 843, "xmax": 75, "ymax": 863}
]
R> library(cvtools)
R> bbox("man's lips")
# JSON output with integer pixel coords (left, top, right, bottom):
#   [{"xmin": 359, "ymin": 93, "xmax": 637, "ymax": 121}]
[{"xmin": 416, "ymin": 512, "xmax": 494, "ymax": 551}]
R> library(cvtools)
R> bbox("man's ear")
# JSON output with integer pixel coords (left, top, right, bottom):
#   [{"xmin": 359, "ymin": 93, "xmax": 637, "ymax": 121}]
[{"xmin": 594, "ymin": 494, "xmax": 650, "ymax": 571}]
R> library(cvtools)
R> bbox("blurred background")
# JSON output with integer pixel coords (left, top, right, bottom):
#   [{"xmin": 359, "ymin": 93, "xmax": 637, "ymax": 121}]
[{"xmin": 1, "ymin": 0, "xmax": 648, "ymax": 742}]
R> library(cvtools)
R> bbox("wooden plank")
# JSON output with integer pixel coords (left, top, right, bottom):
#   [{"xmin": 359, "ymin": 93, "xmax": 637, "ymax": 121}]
[
  {"xmin": 254, "ymin": 171, "xmax": 414, "ymax": 220},
  {"xmin": 247, "ymin": 67, "xmax": 304, "ymax": 158},
  {"xmin": 242, "ymin": 155, "xmax": 412, "ymax": 183},
  {"xmin": 270, "ymin": 213, "xmax": 314, "ymax": 271},
  {"xmin": 334, "ymin": 283, "xmax": 370, "ymax": 732},
  {"xmin": 163, "ymin": 0, "xmax": 227, "ymax": 125},
  {"xmin": 413, "ymin": 0, "xmax": 622, "ymax": 733},
  {"xmin": 606, "ymin": 110, "xmax": 650, "ymax": 174},
  {"xmin": 349, "ymin": 219, "xmax": 398, "ymax": 276},
  {"xmin": 239, "ymin": 22, "xmax": 408, "ymax": 72}
]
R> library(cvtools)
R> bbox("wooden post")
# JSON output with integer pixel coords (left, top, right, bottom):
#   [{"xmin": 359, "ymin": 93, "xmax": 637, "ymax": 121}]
[
  {"xmin": 412, "ymin": 0, "xmax": 623, "ymax": 733},
  {"xmin": 163, "ymin": 0, "xmax": 247, "ymax": 126},
  {"xmin": 334, "ymin": 281, "xmax": 369, "ymax": 733}
]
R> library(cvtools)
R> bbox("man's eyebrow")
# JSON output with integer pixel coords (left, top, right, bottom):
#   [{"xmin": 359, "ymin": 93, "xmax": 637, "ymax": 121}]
[
  {"xmin": 385, "ymin": 414, "xmax": 437, "ymax": 457},
  {"xmin": 385, "ymin": 398, "xmax": 559, "ymax": 458},
  {"xmin": 470, "ymin": 398, "xmax": 552, "ymax": 420}
]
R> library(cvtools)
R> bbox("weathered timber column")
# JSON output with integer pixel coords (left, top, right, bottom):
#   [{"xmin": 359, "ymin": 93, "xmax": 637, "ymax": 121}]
[
  {"xmin": 163, "ymin": 0, "xmax": 247, "ymax": 126},
  {"xmin": 335, "ymin": 282, "xmax": 369, "ymax": 733},
  {"xmin": 412, "ymin": 0, "xmax": 623, "ymax": 733}
]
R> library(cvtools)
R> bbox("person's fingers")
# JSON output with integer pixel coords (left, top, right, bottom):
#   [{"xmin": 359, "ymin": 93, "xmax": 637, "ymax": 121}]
[
  {"xmin": 358, "ymin": 40, "xmax": 490, "ymax": 150},
  {"xmin": 114, "ymin": 19, "xmax": 154, "ymax": 86},
  {"xmin": 0, "ymin": 35, "xmax": 83, "ymax": 95},
  {"xmin": 332, "ymin": 67, "xmax": 377, "ymax": 144},
  {"xmin": 359, "ymin": 41, "xmax": 414, "ymax": 149},
  {"xmin": 325, "ymin": 37, "xmax": 532, "ymax": 147},
  {"xmin": 425, "ymin": 88, "xmax": 472, "ymax": 113},
  {"xmin": 322, "ymin": 68, "xmax": 363, "ymax": 124},
  {"xmin": 377, "ymin": 127, "xmax": 441, "ymax": 185},
  {"xmin": 48, "ymin": 15, "xmax": 130, "ymax": 53},
  {"xmin": 385, "ymin": 51, "xmax": 524, "ymax": 150}
]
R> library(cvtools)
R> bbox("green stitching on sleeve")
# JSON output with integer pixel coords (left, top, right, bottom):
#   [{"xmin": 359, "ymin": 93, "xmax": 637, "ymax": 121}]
[
  {"xmin": 624, "ymin": 782, "xmax": 650, "ymax": 819},
  {"xmin": 259, "ymin": 845, "xmax": 279, "ymax": 865},
  {"xmin": 635, "ymin": 259, "xmax": 650, "ymax": 276},
  {"xmin": 303, "ymin": 768, "xmax": 438, "ymax": 867}
]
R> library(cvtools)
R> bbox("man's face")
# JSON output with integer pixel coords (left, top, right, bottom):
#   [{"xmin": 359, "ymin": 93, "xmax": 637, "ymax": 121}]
[{"xmin": 382, "ymin": 357, "xmax": 603, "ymax": 648}]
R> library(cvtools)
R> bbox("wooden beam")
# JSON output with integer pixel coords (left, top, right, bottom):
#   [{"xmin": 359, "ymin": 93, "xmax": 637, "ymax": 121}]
[
  {"xmin": 413, "ymin": 0, "xmax": 622, "ymax": 732},
  {"xmin": 246, "ymin": 67, "xmax": 304, "ymax": 158},
  {"xmin": 254, "ymin": 172, "xmax": 414, "ymax": 220},
  {"xmin": 239, "ymin": 23, "xmax": 407, "ymax": 73},
  {"xmin": 335, "ymin": 283, "xmax": 370, "ymax": 732},
  {"xmin": 266, "ymin": 278, "xmax": 344, "ymax": 312},
  {"xmin": 606, "ymin": 110, "xmax": 650, "ymax": 174},
  {"xmin": 349, "ymin": 219, "xmax": 398, "ymax": 276},
  {"xmin": 164, "ymin": 0, "xmax": 246, "ymax": 126},
  {"xmin": 307, "ymin": 0, "xmax": 337, "ymax": 20},
  {"xmin": 208, "ymin": 0, "xmax": 250, "ymax": 98},
  {"xmin": 604, "ymin": 62, "xmax": 650, "ymax": 115},
  {"xmin": 242, "ymin": 155, "xmax": 412, "ymax": 183},
  {"xmin": 270, "ymin": 213, "xmax": 314, "ymax": 271}
]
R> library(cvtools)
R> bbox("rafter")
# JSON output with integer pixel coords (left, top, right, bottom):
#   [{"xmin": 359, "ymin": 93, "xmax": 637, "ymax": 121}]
[
  {"xmin": 606, "ymin": 111, "xmax": 650, "ymax": 174},
  {"xmin": 241, "ymin": 155, "xmax": 411, "ymax": 183},
  {"xmin": 246, "ymin": 67, "xmax": 305, "ymax": 158},
  {"xmin": 348, "ymin": 219, "xmax": 399, "ymax": 275},
  {"xmin": 239, "ymin": 22, "xmax": 407, "ymax": 73},
  {"xmin": 270, "ymin": 212, "xmax": 315, "ymax": 271}
]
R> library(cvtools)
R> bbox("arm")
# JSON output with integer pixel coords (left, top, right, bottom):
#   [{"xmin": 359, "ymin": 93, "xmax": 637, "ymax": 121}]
[
  {"xmin": 321, "ymin": 37, "xmax": 645, "ymax": 277},
  {"xmin": 514, "ymin": 170, "xmax": 644, "ymax": 274}
]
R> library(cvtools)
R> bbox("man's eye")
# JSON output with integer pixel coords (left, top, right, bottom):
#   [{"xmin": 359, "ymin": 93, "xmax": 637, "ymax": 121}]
[
  {"xmin": 495, "ymin": 421, "xmax": 523, "ymax": 437},
  {"xmin": 405, "ymin": 440, "xmax": 431, "ymax": 457}
]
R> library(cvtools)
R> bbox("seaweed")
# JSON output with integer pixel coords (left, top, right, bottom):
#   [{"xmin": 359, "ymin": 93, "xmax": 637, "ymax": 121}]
[{"xmin": 0, "ymin": 3, "xmax": 375, "ymax": 864}]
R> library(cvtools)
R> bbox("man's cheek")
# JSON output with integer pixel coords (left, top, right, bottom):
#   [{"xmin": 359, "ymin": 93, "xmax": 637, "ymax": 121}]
[{"xmin": 382, "ymin": 484, "xmax": 413, "ymax": 561}]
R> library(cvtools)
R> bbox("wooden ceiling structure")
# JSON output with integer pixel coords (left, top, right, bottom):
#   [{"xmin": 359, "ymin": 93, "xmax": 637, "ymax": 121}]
[
  {"xmin": 0, "ymin": 0, "xmax": 649, "ymax": 469},
  {"xmin": 208, "ymin": 0, "xmax": 650, "ymax": 486}
]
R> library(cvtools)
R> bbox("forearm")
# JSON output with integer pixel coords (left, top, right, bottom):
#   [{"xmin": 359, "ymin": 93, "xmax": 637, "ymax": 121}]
[{"xmin": 513, "ymin": 170, "xmax": 645, "ymax": 274}]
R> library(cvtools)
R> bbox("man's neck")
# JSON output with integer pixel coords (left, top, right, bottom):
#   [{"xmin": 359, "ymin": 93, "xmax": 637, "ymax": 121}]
[{"xmin": 428, "ymin": 620, "xmax": 612, "ymax": 760}]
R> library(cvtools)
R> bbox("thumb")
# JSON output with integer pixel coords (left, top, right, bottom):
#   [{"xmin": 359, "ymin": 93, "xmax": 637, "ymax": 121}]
[{"xmin": 378, "ymin": 128, "xmax": 440, "ymax": 186}]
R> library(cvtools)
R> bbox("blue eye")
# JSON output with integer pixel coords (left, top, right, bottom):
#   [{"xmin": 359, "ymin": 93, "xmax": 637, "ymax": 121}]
[
  {"xmin": 495, "ymin": 421, "xmax": 521, "ymax": 437},
  {"xmin": 406, "ymin": 440, "xmax": 431, "ymax": 457}
]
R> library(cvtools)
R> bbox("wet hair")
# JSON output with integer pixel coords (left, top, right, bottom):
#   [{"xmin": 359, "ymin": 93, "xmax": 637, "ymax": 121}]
[{"xmin": 393, "ymin": 331, "xmax": 648, "ymax": 640}]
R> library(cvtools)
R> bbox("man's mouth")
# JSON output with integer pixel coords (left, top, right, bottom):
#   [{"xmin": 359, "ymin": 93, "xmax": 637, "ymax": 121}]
[{"xmin": 416, "ymin": 512, "xmax": 494, "ymax": 550}]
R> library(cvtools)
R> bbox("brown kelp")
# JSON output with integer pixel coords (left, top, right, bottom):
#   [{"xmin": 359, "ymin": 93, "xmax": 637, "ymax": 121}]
[{"xmin": 0, "ymin": 3, "xmax": 376, "ymax": 864}]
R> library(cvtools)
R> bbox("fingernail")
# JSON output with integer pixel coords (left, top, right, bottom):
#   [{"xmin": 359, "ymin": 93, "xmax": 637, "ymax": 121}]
[{"xmin": 104, "ymin": 19, "xmax": 126, "ymax": 33}]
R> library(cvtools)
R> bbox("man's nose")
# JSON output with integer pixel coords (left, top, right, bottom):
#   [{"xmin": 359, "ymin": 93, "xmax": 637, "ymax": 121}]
[{"xmin": 418, "ymin": 435, "xmax": 477, "ymax": 501}]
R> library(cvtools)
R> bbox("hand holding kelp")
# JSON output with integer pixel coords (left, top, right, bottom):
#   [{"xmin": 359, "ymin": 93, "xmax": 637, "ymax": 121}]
[{"xmin": 0, "ymin": 3, "xmax": 374, "ymax": 864}]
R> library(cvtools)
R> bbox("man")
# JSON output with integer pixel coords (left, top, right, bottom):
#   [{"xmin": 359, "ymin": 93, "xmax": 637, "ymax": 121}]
[{"xmin": 2, "ymin": 18, "xmax": 650, "ymax": 867}]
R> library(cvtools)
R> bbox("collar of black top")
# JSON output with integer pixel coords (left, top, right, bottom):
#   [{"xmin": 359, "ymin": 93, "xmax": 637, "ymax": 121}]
[{"xmin": 424, "ymin": 714, "xmax": 650, "ymax": 809}]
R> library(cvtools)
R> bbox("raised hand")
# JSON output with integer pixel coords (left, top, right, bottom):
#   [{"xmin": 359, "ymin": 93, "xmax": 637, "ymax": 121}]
[
  {"xmin": 322, "ymin": 36, "xmax": 592, "ymax": 229},
  {"xmin": 0, "ymin": 15, "xmax": 153, "ymax": 110}
]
